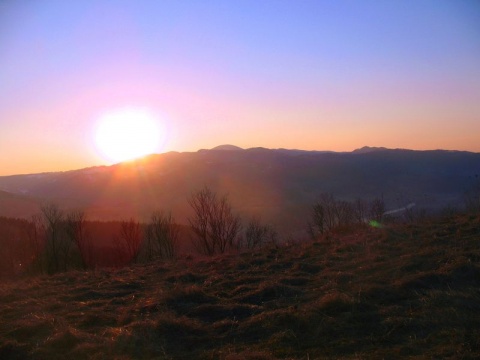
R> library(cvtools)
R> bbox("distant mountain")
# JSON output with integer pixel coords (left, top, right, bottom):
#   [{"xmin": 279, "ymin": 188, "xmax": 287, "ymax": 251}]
[
  {"xmin": 352, "ymin": 146, "xmax": 390, "ymax": 154},
  {"xmin": 210, "ymin": 144, "xmax": 244, "ymax": 151},
  {"xmin": 0, "ymin": 147, "xmax": 479, "ymax": 233}
]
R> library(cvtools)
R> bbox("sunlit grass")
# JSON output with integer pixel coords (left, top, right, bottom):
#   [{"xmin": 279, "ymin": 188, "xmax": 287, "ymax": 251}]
[{"xmin": 0, "ymin": 214, "xmax": 479, "ymax": 359}]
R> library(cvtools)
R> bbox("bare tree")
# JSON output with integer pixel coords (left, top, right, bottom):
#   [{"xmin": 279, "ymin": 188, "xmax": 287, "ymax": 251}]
[
  {"xmin": 308, "ymin": 193, "xmax": 340, "ymax": 238},
  {"xmin": 369, "ymin": 197, "xmax": 386, "ymax": 222},
  {"xmin": 308, "ymin": 201, "xmax": 326, "ymax": 239},
  {"xmin": 145, "ymin": 211, "xmax": 179, "ymax": 260},
  {"xmin": 24, "ymin": 215, "xmax": 46, "ymax": 274},
  {"xmin": 242, "ymin": 217, "xmax": 277, "ymax": 250},
  {"xmin": 65, "ymin": 210, "xmax": 91, "ymax": 270},
  {"xmin": 188, "ymin": 187, "xmax": 213, "ymax": 255},
  {"xmin": 0, "ymin": 223, "xmax": 16, "ymax": 276},
  {"xmin": 309, "ymin": 194, "xmax": 386, "ymax": 239},
  {"xmin": 41, "ymin": 203, "xmax": 66, "ymax": 274},
  {"xmin": 335, "ymin": 200, "xmax": 354, "ymax": 227},
  {"xmin": 118, "ymin": 218, "xmax": 142, "ymax": 264},
  {"xmin": 320, "ymin": 193, "xmax": 338, "ymax": 231},
  {"xmin": 353, "ymin": 198, "xmax": 368, "ymax": 224},
  {"xmin": 188, "ymin": 187, "xmax": 242, "ymax": 255}
]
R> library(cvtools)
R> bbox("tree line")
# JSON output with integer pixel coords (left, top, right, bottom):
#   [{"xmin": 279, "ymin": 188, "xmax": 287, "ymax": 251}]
[
  {"xmin": 0, "ymin": 186, "xmax": 277, "ymax": 277},
  {"xmin": 2, "ymin": 182, "xmax": 478, "ymax": 278},
  {"xmin": 307, "ymin": 194, "xmax": 386, "ymax": 239}
]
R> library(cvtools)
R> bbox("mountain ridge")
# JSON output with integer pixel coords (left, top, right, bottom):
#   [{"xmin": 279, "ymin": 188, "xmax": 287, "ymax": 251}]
[
  {"xmin": 2, "ymin": 145, "xmax": 478, "ymax": 178},
  {"xmin": 1, "ymin": 146, "xmax": 479, "ymax": 231}
]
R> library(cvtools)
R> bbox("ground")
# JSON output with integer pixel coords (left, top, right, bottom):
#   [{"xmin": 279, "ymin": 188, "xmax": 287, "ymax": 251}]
[{"xmin": 1, "ymin": 214, "xmax": 479, "ymax": 359}]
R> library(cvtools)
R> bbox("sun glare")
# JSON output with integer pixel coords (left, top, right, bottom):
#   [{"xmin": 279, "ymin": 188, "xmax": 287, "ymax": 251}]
[{"xmin": 95, "ymin": 108, "xmax": 161, "ymax": 163}]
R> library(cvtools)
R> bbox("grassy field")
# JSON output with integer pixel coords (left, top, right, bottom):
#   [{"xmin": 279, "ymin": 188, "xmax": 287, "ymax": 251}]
[{"xmin": 1, "ymin": 214, "xmax": 479, "ymax": 359}]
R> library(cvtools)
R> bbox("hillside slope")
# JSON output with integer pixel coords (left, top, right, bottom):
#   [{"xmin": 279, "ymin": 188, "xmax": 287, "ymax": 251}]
[
  {"xmin": 0, "ymin": 190, "xmax": 41, "ymax": 218},
  {"xmin": 0, "ymin": 148, "xmax": 479, "ymax": 233},
  {"xmin": 1, "ymin": 215, "xmax": 479, "ymax": 359}
]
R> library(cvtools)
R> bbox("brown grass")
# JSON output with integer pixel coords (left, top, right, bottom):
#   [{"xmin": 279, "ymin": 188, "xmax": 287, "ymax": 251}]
[{"xmin": 1, "ymin": 214, "xmax": 479, "ymax": 359}]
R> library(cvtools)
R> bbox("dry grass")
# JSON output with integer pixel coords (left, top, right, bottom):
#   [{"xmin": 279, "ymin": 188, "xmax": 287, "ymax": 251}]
[{"xmin": 1, "ymin": 214, "xmax": 479, "ymax": 359}]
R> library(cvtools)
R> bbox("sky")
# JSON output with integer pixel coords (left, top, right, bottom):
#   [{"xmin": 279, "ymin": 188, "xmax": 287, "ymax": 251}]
[{"xmin": 1, "ymin": 0, "xmax": 479, "ymax": 175}]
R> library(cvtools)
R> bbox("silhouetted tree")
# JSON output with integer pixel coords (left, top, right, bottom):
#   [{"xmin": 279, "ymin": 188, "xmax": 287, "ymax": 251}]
[
  {"xmin": 118, "ymin": 218, "xmax": 142, "ymax": 264},
  {"xmin": 242, "ymin": 217, "xmax": 277, "ymax": 249},
  {"xmin": 0, "ymin": 221, "xmax": 16, "ymax": 276},
  {"xmin": 309, "ymin": 194, "xmax": 386, "ymax": 239},
  {"xmin": 41, "ymin": 203, "xmax": 66, "ymax": 273},
  {"xmin": 369, "ymin": 197, "xmax": 386, "ymax": 222},
  {"xmin": 335, "ymin": 200, "xmax": 354, "ymax": 227},
  {"xmin": 308, "ymin": 193, "xmax": 339, "ymax": 239},
  {"xmin": 353, "ymin": 198, "xmax": 368, "ymax": 224},
  {"xmin": 145, "ymin": 211, "xmax": 179, "ymax": 260},
  {"xmin": 188, "ymin": 187, "xmax": 242, "ymax": 255},
  {"xmin": 65, "ymin": 210, "xmax": 91, "ymax": 270},
  {"xmin": 320, "ymin": 193, "xmax": 338, "ymax": 231},
  {"xmin": 308, "ymin": 202, "xmax": 325, "ymax": 239},
  {"xmin": 24, "ymin": 215, "xmax": 46, "ymax": 274}
]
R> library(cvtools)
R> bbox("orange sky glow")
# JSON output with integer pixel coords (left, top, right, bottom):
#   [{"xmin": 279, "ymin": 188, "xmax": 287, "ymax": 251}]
[{"xmin": 1, "ymin": 1, "xmax": 479, "ymax": 176}]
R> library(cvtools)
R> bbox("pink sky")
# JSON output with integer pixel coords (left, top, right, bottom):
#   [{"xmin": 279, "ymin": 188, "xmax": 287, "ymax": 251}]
[{"xmin": 1, "ymin": 1, "xmax": 479, "ymax": 175}]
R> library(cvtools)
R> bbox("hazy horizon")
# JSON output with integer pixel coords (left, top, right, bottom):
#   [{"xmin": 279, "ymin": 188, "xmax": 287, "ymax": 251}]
[
  {"xmin": 1, "ymin": 143, "xmax": 480, "ymax": 177},
  {"xmin": 1, "ymin": 1, "xmax": 479, "ymax": 176}
]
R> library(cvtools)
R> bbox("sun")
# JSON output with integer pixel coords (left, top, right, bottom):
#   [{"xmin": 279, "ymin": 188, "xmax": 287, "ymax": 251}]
[{"xmin": 95, "ymin": 108, "xmax": 161, "ymax": 163}]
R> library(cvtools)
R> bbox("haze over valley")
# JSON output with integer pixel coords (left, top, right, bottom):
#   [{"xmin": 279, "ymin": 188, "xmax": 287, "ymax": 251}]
[{"xmin": 1, "ymin": 145, "xmax": 479, "ymax": 235}]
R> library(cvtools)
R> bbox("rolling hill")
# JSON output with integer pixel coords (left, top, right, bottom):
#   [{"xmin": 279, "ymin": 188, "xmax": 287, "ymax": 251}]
[{"xmin": 0, "ymin": 146, "xmax": 479, "ymax": 233}]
